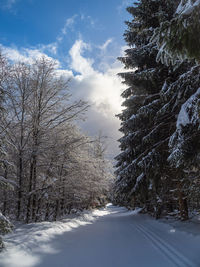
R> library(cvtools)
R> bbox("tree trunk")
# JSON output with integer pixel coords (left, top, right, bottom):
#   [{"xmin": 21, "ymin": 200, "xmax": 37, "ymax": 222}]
[
  {"xmin": 32, "ymin": 156, "xmax": 37, "ymax": 222},
  {"xmin": 3, "ymin": 163, "xmax": 8, "ymax": 216},
  {"xmin": 3, "ymin": 190, "xmax": 7, "ymax": 216},
  {"xmin": 26, "ymin": 159, "xmax": 34, "ymax": 223},
  {"xmin": 54, "ymin": 200, "xmax": 60, "ymax": 221},
  {"xmin": 178, "ymin": 190, "xmax": 188, "ymax": 221},
  {"xmin": 45, "ymin": 202, "xmax": 50, "ymax": 221},
  {"xmin": 17, "ymin": 153, "xmax": 23, "ymax": 220},
  {"xmin": 35, "ymin": 197, "xmax": 41, "ymax": 222}
]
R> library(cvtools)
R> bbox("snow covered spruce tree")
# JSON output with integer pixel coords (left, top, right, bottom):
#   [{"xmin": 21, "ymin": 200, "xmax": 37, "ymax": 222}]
[
  {"xmin": 114, "ymin": 0, "xmax": 199, "ymax": 219},
  {"xmin": 115, "ymin": 0, "xmax": 180, "ymax": 216},
  {"xmin": 152, "ymin": 0, "xmax": 200, "ymax": 65},
  {"xmin": 152, "ymin": 0, "xmax": 200, "ymax": 217},
  {"xmin": 115, "ymin": 0, "xmax": 200, "ymax": 220}
]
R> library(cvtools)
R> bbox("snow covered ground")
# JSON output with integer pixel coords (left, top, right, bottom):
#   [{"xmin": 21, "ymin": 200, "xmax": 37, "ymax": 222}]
[{"xmin": 0, "ymin": 204, "xmax": 200, "ymax": 267}]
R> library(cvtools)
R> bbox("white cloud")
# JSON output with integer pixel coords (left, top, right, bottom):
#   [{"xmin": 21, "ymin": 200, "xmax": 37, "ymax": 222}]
[
  {"xmin": 80, "ymin": 14, "xmax": 96, "ymax": 27},
  {"xmin": 40, "ymin": 14, "xmax": 91, "ymax": 56},
  {"xmin": 60, "ymin": 15, "xmax": 78, "ymax": 37},
  {"xmin": 0, "ymin": 45, "xmax": 60, "ymax": 66},
  {"xmin": 37, "ymin": 13, "xmax": 99, "ymax": 58},
  {"xmin": 99, "ymin": 39, "xmax": 113, "ymax": 51},
  {"xmin": 67, "ymin": 39, "xmax": 125, "ymax": 156},
  {"xmin": 0, "ymin": 38, "xmax": 125, "ymax": 158},
  {"xmin": 32, "ymin": 15, "xmax": 80, "ymax": 56},
  {"xmin": 56, "ymin": 14, "xmax": 95, "ymax": 45},
  {"xmin": 68, "ymin": 39, "xmax": 124, "ymax": 115},
  {"xmin": 41, "ymin": 43, "xmax": 58, "ymax": 55},
  {"xmin": 69, "ymin": 40, "xmax": 94, "ymax": 76},
  {"xmin": 55, "ymin": 69, "xmax": 74, "ymax": 79}
]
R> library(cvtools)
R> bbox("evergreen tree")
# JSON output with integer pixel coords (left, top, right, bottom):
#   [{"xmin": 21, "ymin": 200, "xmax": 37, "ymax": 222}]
[
  {"xmin": 152, "ymin": 0, "xmax": 200, "ymax": 218},
  {"xmin": 158, "ymin": 64, "xmax": 200, "ymax": 220},
  {"xmin": 115, "ymin": 0, "xmax": 200, "ymax": 220},
  {"xmin": 115, "ymin": 0, "xmax": 179, "ymax": 215},
  {"xmin": 152, "ymin": 0, "xmax": 200, "ymax": 65}
]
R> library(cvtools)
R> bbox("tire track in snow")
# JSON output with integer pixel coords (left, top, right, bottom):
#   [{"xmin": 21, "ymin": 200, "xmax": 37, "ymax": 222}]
[{"xmin": 130, "ymin": 223, "xmax": 196, "ymax": 267}]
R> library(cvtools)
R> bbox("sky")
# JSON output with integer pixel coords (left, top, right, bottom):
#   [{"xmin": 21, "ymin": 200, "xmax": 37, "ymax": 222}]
[{"xmin": 0, "ymin": 0, "xmax": 133, "ymax": 158}]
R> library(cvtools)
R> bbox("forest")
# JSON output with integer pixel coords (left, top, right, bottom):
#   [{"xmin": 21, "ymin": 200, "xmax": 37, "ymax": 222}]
[
  {"xmin": 0, "ymin": 57, "xmax": 113, "ymax": 249},
  {"xmin": 0, "ymin": 0, "xmax": 200, "ymax": 256},
  {"xmin": 114, "ymin": 0, "xmax": 200, "ymax": 221}
]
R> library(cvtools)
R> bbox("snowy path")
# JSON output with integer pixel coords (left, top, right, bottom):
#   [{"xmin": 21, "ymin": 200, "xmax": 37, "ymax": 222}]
[{"xmin": 0, "ymin": 205, "xmax": 200, "ymax": 267}]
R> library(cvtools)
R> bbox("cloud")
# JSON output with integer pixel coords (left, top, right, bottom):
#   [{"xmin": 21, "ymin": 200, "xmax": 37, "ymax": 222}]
[
  {"xmin": 69, "ymin": 40, "xmax": 94, "ymax": 76},
  {"xmin": 68, "ymin": 39, "xmax": 123, "ymax": 114},
  {"xmin": 33, "ymin": 15, "xmax": 80, "ymax": 56},
  {"xmin": 62, "ymin": 15, "xmax": 78, "ymax": 33},
  {"xmin": 59, "ymin": 14, "xmax": 96, "ymax": 38},
  {"xmin": 0, "ymin": 37, "xmax": 126, "ymax": 158},
  {"xmin": 80, "ymin": 14, "xmax": 96, "ymax": 28},
  {"xmin": 40, "ymin": 15, "xmax": 79, "ymax": 55},
  {"xmin": 58, "ymin": 14, "xmax": 78, "ymax": 41},
  {"xmin": 41, "ymin": 43, "xmax": 58, "ymax": 55},
  {"xmin": 0, "ymin": 45, "xmax": 60, "ymax": 66},
  {"xmin": 99, "ymin": 39, "xmax": 113, "ymax": 51},
  {"xmin": 39, "ymin": 14, "xmax": 97, "ymax": 57},
  {"xmin": 67, "ymin": 39, "xmax": 125, "ymax": 157}
]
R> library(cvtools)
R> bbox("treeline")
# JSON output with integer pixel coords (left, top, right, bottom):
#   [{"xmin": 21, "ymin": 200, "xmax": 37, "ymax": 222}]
[
  {"xmin": 114, "ymin": 0, "xmax": 200, "ymax": 220},
  {"xmin": 0, "ymin": 54, "xmax": 113, "ymax": 231}
]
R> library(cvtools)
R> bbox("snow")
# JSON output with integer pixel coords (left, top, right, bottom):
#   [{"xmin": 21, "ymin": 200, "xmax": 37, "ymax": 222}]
[
  {"xmin": 176, "ymin": 103, "xmax": 190, "ymax": 128},
  {"xmin": 0, "ymin": 205, "xmax": 200, "ymax": 267},
  {"xmin": 133, "ymin": 172, "xmax": 145, "ymax": 192},
  {"xmin": 0, "ymin": 176, "xmax": 17, "ymax": 188},
  {"xmin": 176, "ymin": 87, "xmax": 200, "ymax": 129},
  {"xmin": 176, "ymin": 0, "xmax": 200, "ymax": 15},
  {"xmin": 161, "ymin": 212, "xmax": 200, "ymax": 236}
]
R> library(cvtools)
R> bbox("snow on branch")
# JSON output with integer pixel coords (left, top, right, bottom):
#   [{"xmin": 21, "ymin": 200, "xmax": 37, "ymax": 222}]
[
  {"xmin": 176, "ymin": 0, "xmax": 200, "ymax": 15},
  {"xmin": 0, "ymin": 176, "xmax": 17, "ymax": 189},
  {"xmin": 177, "ymin": 87, "xmax": 200, "ymax": 129}
]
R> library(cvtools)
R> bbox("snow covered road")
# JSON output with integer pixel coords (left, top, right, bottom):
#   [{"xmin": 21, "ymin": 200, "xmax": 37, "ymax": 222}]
[{"xmin": 0, "ymin": 204, "xmax": 200, "ymax": 267}]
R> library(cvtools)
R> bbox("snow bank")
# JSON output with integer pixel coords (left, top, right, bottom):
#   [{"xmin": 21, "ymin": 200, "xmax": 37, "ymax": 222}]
[
  {"xmin": 160, "ymin": 212, "xmax": 200, "ymax": 237},
  {"xmin": 0, "ymin": 206, "xmax": 114, "ymax": 267},
  {"xmin": 0, "ymin": 205, "xmax": 200, "ymax": 267}
]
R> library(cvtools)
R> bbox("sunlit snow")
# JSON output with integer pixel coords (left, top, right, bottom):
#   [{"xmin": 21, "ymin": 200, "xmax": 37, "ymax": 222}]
[{"xmin": 0, "ymin": 205, "xmax": 200, "ymax": 267}]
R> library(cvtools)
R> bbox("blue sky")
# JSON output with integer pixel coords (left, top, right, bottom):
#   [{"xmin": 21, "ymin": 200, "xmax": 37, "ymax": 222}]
[
  {"xmin": 0, "ymin": 0, "xmax": 131, "ymax": 45},
  {"xmin": 0, "ymin": 0, "xmax": 133, "ymax": 157}
]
